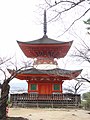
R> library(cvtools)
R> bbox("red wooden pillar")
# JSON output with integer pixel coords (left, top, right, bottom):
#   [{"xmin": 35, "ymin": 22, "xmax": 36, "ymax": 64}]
[
  {"xmin": 60, "ymin": 81, "xmax": 64, "ymax": 93},
  {"xmin": 27, "ymin": 81, "xmax": 30, "ymax": 93}
]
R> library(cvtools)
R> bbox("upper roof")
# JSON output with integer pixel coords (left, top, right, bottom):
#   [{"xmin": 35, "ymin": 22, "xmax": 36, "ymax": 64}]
[
  {"xmin": 17, "ymin": 35, "xmax": 69, "ymax": 45},
  {"xmin": 17, "ymin": 39, "xmax": 73, "ymax": 58},
  {"xmin": 17, "ymin": 10, "xmax": 73, "ymax": 58}
]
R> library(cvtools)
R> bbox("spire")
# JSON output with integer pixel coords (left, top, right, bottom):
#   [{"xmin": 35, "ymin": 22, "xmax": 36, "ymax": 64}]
[{"xmin": 44, "ymin": 10, "xmax": 47, "ymax": 36}]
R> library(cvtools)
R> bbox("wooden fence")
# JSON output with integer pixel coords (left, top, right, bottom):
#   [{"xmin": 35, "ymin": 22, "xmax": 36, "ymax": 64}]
[{"xmin": 10, "ymin": 93, "xmax": 81, "ymax": 108}]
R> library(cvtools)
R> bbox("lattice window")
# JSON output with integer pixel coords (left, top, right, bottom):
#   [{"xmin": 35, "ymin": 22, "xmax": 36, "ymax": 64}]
[
  {"xmin": 53, "ymin": 84, "xmax": 60, "ymax": 90},
  {"xmin": 31, "ymin": 84, "xmax": 37, "ymax": 90}
]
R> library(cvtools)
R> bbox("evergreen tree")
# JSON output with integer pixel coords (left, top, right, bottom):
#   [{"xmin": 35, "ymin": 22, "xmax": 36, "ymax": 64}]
[
  {"xmin": 82, "ymin": 92, "xmax": 90, "ymax": 109},
  {"xmin": 84, "ymin": 18, "xmax": 90, "ymax": 34}
]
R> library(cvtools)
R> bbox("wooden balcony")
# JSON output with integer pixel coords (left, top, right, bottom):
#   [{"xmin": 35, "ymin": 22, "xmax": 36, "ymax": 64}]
[{"xmin": 10, "ymin": 93, "xmax": 81, "ymax": 108}]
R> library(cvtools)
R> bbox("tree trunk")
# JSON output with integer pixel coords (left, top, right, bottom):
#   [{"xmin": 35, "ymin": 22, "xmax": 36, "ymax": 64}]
[{"xmin": 0, "ymin": 82, "xmax": 10, "ymax": 120}]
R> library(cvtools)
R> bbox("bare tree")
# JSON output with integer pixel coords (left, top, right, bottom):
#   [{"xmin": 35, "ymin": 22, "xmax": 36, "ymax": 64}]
[
  {"xmin": 37, "ymin": 0, "xmax": 90, "ymax": 36},
  {"xmin": 72, "ymin": 18, "xmax": 90, "ymax": 83},
  {"xmin": 63, "ymin": 79, "xmax": 84, "ymax": 94},
  {"xmin": 44, "ymin": 1, "xmax": 90, "ymax": 21},
  {"xmin": 71, "ymin": 41, "xmax": 90, "ymax": 83},
  {"xmin": 0, "ymin": 57, "xmax": 32, "ymax": 119}
]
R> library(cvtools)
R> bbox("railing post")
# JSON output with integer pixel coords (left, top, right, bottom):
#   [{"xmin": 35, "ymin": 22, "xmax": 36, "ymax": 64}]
[
  {"xmin": 51, "ymin": 94, "xmax": 53, "ymax": 108},
  {"xmin": 0, "ymin": 89, "xmax": 1, "ymax": 99},
  {"xmin": 37, "ymin": 94, "xmax": 39, "ymax": 108}
]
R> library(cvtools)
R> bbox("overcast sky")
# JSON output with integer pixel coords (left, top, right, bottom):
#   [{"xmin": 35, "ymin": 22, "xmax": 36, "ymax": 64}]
[
  {"xmin": 0, "ymin": 0, "xmax": 36, "ymax": 56},
  {"xmin": 0, "ymin": 1, "xmax": 90, "ymax": 67},
  {"xmin": 0, "ymin": 0, "xmax": 89, "ymax": 57},
  {"xmin": 0, "ymin": 0, "xmax": 90, "ymax": 91},
  {"xmin": 0, "ymin": 0, "xmax": 89, "ymax": 58},
  {"xmin": 0, "ymin": 0, "xmax": 90, "ymax": 72}
]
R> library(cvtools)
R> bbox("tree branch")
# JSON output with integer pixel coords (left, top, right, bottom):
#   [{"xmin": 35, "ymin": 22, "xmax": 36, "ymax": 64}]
[
  {"xmin": 45, "ymin": 0, "xmax": 85, "ymax": 10},
  {"xmin": 58, "ymin": 8, "xmax": 90, "ymax": 37},
  {"xmin": 76, "ymin": 76, "xmax": 90, "ymax": 83}
]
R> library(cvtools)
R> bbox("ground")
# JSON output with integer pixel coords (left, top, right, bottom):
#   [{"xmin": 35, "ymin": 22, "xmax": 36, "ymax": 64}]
[{"xmin": 8, "ymin": 108, "xmax": 90, "ymax": 120}]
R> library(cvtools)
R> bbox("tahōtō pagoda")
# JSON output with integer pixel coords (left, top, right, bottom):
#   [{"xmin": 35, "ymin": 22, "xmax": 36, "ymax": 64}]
[{"xmin": 9, "ymin": 10, "xmax": 82, "ymax": 95}]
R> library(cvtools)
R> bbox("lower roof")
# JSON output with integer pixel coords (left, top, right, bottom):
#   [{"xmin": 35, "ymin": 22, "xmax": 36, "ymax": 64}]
[{"xmin": 8, "ymin": 68, "xmax": 82, "ymax": 80}]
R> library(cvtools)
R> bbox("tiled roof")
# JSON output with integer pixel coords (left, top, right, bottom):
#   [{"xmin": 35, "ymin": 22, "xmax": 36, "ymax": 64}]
[
  {"xmin": 17, "ymin": 35, "xmax": 68, "ymax": 45},
  {"xmin": 19, "ymin": 68, "xmax": 82, "ymax": 76},
  {"xmin": 8, "ymin": 68, "xmax": 82, "ymax": 80}
]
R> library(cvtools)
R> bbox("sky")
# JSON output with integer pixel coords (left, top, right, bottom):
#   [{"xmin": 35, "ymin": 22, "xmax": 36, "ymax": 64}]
[
  {"xmin": 0, "ymin": 0, "xmax": 89, "ymax": 63},
  {"xmin": 0, "ymin": 0, "xmax": 90, "ymax": 93},
  {"xmin": 0, "ymin": 0, "xmax": 38, "ymax": 57}
]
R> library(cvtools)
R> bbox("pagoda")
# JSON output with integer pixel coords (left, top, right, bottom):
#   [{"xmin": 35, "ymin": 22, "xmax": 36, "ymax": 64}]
[{"xmin": 9, "ymin": 10, "xmax": 82, "ymax": 95}]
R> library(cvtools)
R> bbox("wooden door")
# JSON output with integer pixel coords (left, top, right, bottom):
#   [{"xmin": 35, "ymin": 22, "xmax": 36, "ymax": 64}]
[{"xmin": 39, "ymin": 83, "xmax": 51, "ymax": 94}]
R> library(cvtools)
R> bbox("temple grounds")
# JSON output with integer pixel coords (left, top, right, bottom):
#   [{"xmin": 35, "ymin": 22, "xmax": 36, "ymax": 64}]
[{"xmin": 8, "ymin": 108, "xmax": 90, "ymax": 120}]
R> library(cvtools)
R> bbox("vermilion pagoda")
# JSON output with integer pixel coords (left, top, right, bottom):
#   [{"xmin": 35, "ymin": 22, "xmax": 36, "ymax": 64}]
[{"xmin": 9, "ymin": 10, "xmax": 82, "ymax": 95}]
